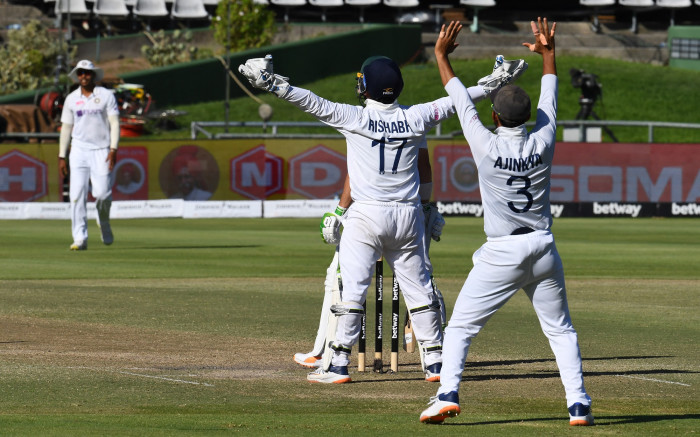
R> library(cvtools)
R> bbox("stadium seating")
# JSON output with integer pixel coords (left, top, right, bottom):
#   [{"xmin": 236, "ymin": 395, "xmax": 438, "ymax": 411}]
[
  {"xmin": 93, "ymin": 0, "xmax": 129, "ymax": 15},
  {"xmin": 270, "ymin": 0, "xmax": 307, "ymax": 23},
  {"xmin": 383, "ymin": 0, "xmax": 419, "ymax": 23},
  {"xmin": 171, "ymin": 0, "xmax": 209, "ymax": 21},
  {"xmin": 133, "ymin": 0, "xmax": 168, "ymax": 17},
  {"xmin": 309, "ymin": 0, "xmax": 343, "ymax": 22},
  {"xmin": 92, "ymin": 0, "xmax": 130, "ymax": 34},
  {"xmin": 460, "ymin": 0, "xmax": 496, "ymax": 33},
  {"xmin": 656, "ymin": 0, "xmax": 691, "ymax": 26},
  {"xmin": 618, "ymin": 0, "xmax": 655, "ymax": 33},
  {"xmin": 344, "ymin": 0, "xmax": 380, "ymax": 23},
  {"xmin": 54, "ymin": 0, "xmax": 91, "ymax": 16},
  {"xmin": 133, "ymin": 0, "xmax": 169, "ymax": 30},
  {"xmin": 580, "ymin": 0, "xmax": 616, "ymax": 33}
]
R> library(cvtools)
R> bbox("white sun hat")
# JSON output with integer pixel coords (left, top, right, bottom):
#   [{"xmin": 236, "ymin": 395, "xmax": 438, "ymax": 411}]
[{"xmin": 68, "ymin": 59, "xmax": 104, "ymax": 83}]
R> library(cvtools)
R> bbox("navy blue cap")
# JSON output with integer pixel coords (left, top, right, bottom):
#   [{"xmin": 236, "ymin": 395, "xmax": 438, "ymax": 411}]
[
  {"xmin": 361, "ymin": 56, "xmax": 404, "ymax": 104},
  {"xmin": 492, "ymin": 84, "xmax": 531, "ymax": 126}
]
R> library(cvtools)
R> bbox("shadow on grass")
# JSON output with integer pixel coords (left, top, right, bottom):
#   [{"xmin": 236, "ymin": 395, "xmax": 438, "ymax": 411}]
[
  {"xmin": 130, "ymin": 245, "xmax": 261, "ymax": 250},
  {"xmin": 442, "ymin": 413, "xmax": 700, "ymax": 426},
  {"xmin": 349, "ymin": 355, "xmax": 697, "ymax": 383},
  {"xmin": 468, "ymin": 355, "xmax": 675, "ymax": 368}
]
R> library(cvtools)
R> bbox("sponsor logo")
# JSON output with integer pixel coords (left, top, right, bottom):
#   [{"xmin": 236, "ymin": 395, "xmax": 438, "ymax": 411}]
[
  {"xmin": 671, "ymin": 202, "xmax": 700, "ymax": 216},
  {"xmin": 231, "ymin": 145, "xmax": 284, "ymax": 200},
  {"xmin": 551, "ymin": 204, "xmax": 564, "ymax": 218},
  {"xmin": 592, "ymin": 202, "xmax": 642, "ymax": 217},
  {"xmin": 0, "ymin": 149, "xmax": 47, "ymax": 201},
  {"xmin": 437, "ymin": 201, "xmax": 484, "ymax": 217},
  {"xmin": 289, "ymin": 146, "xmax": 346, "ymax": 199}
]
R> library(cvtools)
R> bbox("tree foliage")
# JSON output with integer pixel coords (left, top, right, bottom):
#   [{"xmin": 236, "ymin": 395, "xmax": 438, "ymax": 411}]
[
  {"xmin": 211, "ymin": 0, "xmax": 276, "ymax": 53},
  {"xmin": 0, "ymin": 20, "xmax": 76, "ymax": 95},
  {"xmin": 141, "ymin": 29, "xmax": 207, "ymax": 67}
]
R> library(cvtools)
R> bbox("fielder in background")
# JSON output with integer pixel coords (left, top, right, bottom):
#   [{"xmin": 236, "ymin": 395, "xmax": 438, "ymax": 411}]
[
  {"xmin": 59, "ymin": 60, "xmax": 120, "ymax": 251},
  {"xmin": 240, "ymin": 53, "xmax": 526, "ymax": 384},
  {"xmin": 419, "ymin": 19, "xmax": 594, "ymax": 426}
]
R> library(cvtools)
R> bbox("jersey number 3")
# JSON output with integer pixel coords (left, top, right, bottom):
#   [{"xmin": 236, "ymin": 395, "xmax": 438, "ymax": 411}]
[
  {"xmin": 507, "ymin": 175, "xmax": 533, "ymax": 213},
  {"xmin": 372, "ymin": 137, "xmax": 406, "ymax": 175}
]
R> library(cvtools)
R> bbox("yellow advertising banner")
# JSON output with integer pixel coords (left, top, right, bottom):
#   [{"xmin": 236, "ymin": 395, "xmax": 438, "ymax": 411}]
[
  {"xmin": 2, "ymin": 139, "xmax": 699, "ymax": 204},
  {"xmin": 0, "ymin": 139, "xmax": 351, "ymax": 202}
]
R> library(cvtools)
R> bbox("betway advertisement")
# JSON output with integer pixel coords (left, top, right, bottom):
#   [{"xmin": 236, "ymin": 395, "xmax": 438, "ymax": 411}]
[{"xmin": 1, "ymin": 140, "xmax": 698, "ymax": 217}]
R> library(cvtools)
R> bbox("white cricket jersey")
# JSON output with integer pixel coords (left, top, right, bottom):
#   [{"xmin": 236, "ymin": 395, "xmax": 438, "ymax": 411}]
[
  {"xmin": 282, "ymin": 87, "xmax": 454, "ymax": 203},
  {"xmin": 61, "ymin": 86, "xmax": 119, "ymax": 150},
  {"xmin": 445, "ymin": 74, "xmax": 558, "ymax": 238}
]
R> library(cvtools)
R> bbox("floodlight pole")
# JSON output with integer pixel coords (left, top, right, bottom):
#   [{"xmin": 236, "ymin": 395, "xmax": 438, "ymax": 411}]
[{"xmin": 224, "ymin": 0, "xmax": 230, "ymax": 133}]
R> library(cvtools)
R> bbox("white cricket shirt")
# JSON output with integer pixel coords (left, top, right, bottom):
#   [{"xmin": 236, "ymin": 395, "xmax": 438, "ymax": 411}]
[
  {"xmin": 61, "ymin": 86, "xmax": 119, "ymax": 150},
  {"xmin": 445, "ymin": 74, "xmax": 558, "ymax": 238},
  {"xmin": 283, "ymin": 87, "xmax": 454, "ymax": 203}
]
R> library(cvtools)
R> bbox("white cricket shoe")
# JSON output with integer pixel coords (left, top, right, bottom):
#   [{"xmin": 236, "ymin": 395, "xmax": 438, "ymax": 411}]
[
  {"xmin": 70, "ymin": 241, "xmax": 87, "ymax": 251},
  {"xmin": 568, "ymin": 402, "xmax": 595, "ymax": 426},
  {"xmin": 293, "ymin": 352, "xmax": 322, "ymax": 368},
  {"xmin": 307, "ymin": 365, "xmax": 351, "ymax": 384},
  {"xmin": 478, "ymin": 55, "xmax": 528, "ymax": 94},
  {"xmin": 420, "ymin": 391, "xmax": 460, "ymax": 424},
  {"xmin": 97, "ymin": 217, "xmax": 114, "ymax": 245}
]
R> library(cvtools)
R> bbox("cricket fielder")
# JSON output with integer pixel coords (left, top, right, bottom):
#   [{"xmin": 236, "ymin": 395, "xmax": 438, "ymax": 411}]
[
  {"xmin": 239, "ymin": 54, "xmax": 526, "ymax": 384},
  {"xmin": 59, "ymin": 59, "xmax": 120, "ymax": 250},
  {"xmin": 420, "ymin": 19, "xmax": 594, "ymax": 426},
  {"xmin": 292, "ymin": 58, "xmax": 529, "ymax": 370}
]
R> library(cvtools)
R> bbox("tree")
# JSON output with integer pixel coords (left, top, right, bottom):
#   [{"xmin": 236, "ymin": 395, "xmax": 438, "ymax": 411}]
[
  {"xmin": 141, "ymin": 29, "xmax": 205, "ymax": 67},
  {"xmin": 0, "ymin": 20, "xmax": 76, "ymax": 95},
  {"xmin": 211, "ymin": 0, "xmax": 276, "ymax": 53}
]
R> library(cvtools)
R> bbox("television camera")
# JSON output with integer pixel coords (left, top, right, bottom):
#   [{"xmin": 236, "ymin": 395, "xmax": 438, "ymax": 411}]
[{"xmin": 569, "ymin": 68, "xmax": 618, "ymax": 142}]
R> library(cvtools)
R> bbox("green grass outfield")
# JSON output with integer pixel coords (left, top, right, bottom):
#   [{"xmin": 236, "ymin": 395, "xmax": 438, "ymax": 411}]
[{"xmin": 0, "ymin": 217, "xmax": 698, "ymax": 436}]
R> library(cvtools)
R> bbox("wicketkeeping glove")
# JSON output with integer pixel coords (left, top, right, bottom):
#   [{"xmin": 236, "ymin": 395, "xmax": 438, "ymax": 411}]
[
  {"xmin": 238, "ymin": 54, "xmax": 290, "ymax": 97},
  {"xmin": 320, "ymin": 205, "xmax": 347, "ymax": 245},
  {"xmin": 423, "ymin": 202, "xmax": 445, "ymax": 242}
]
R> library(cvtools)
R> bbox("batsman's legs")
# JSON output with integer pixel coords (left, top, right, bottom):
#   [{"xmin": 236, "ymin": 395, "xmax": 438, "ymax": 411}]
[
  {"xmin": 314, "ymin": 248, "xmax": 340, "ymax": 355},
  {"xmin": 296, "ymin": 248, "xmax": 340, "ymax": 368}
]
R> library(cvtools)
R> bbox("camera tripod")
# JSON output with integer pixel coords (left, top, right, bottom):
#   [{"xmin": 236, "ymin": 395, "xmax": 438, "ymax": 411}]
[{"xmin": 576, "ymin": 97, "xmax": 619, "ymax": 143}]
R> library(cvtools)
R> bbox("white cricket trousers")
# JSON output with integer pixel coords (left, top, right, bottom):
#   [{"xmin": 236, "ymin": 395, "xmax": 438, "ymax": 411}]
[
  {"xmin": 438, "ymin": 230, "xmax": 591, "ymax": 408},
  {"xmin": 333, "ymin": 201, "xmax": 442, "ymax": 367},
  {"xmin": 69, "ymin": 146, "xmax": 113, "ymax": 244}
]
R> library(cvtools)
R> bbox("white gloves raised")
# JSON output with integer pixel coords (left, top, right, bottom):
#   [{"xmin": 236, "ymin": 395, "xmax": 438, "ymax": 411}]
[
  {"xmin": 423, "ymin": 203, "xmax": 445, "ymax": 242},
  {"xmin": 238, "ymin": 54, "xmax": 290, "ymax": 97},
  {"xmin": 320, "ymin": 205, "xmax": 347, "ymax": 245}
]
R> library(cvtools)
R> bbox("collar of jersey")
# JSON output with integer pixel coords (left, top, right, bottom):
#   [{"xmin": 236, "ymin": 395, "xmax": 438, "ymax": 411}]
[
  {"xmin": 365, "ymin": 98, "xmax": 399, "ymax": 110},
  {"xmin": 495, "ymin": 125, "xmax": 527, "ymax": 137}
]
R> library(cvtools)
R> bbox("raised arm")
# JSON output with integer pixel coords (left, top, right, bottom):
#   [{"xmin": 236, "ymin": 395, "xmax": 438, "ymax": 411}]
[
  {"xmin": 522, "ymin": 17, "xmax": 557, "ymax": 76},
  {"xmin": 434, "ymin": 21, "xmax": 463, "ymax": 87}
]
